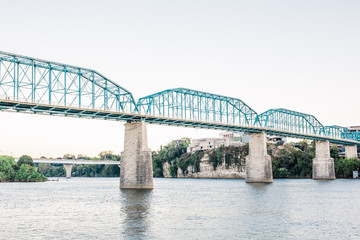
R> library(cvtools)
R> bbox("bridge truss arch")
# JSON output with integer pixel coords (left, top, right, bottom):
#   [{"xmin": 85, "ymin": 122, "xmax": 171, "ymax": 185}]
[
  {"xmin": 136, "ymin": 88, "xmax": 258, "ymax": 126},
  {"xmin": 0, "ymin": 51, "xmax": 136, "ymax": 113},
  {"xmin": 320, "ymin": 125, "xmax": 353, "ymax": 141},
  {"xmin": 255, "ymin": 108, "xmax": 324, "ymax": 135}
]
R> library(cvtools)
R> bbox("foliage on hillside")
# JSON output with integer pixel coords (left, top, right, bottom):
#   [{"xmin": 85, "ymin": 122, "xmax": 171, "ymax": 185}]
[
  {"xmin": 335, "ymin": 158, "xmax": 360, "ymax": 178},
  {"xmin": 154, "ymin": 138, "xmax": 360, "ymax": 179},
  {"xmin": 152, "ymin": 138, "xmax": 248, "ymax": 178},
  {"xmin": 17, "ymin": 155, "xmax": 34, "ymax": 167},
  {"xmin": 152, "ymin": 138, "xmax": 191, "ymax": 177},
  {"xmin": 0, "ymin": 155, "xmax": 47, "ymax": 182},
  {"xmin": 270, "ymin": 141, "xmax": 314, "ymax": 178},
  {"xmin": 209, "ymin": 145, "xmax": 248, "ymax": 170}
]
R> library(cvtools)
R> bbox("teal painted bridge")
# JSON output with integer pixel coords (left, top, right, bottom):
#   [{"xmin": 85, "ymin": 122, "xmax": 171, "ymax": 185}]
[{"xmin": 0, "ymin": 51, "xmax": 359, "ymax": 146}]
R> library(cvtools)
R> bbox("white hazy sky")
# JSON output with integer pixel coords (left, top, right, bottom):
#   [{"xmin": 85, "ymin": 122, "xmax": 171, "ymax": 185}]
[{"xmin": 0, "ymin": 0, "xmax": 359, "ymax": 158}]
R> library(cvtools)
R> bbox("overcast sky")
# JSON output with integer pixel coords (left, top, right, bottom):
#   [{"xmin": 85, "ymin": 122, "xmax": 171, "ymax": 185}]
[{"xmin": 0, "ymin": 0, "xmax": 359, "ymax": 158}]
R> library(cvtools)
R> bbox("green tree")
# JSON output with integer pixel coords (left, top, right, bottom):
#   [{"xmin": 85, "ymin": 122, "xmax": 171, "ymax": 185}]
[
  {"xmin": 17, "ymin": 155, "xmax": 34, "ymax": 167},
  {"xmin": 99, "ymin": 151, "xmax": 120, "ymax": 161},
  {"xmin": 37, "ymin": 163, "xmax": 51, "ymax": 175},
  {"xmin": 335, "ymin": 157, "xmax": 360, "ymax": 178},
  {"xmin": 45, "ymin": 165, "xmax": 65, "ymax": 177},
  {"xmin": 14, "ymin": 164, "xmax": 47, "ymax": 182},
  {"xmin": 77, "ymin": 154, "xmax": 91, "ymax": 160},
  {"xmin": 271, "ymin": 141, "xmax": 313, "ymax": 178},
  {"xmin": 209, "ymin": 147, "xmax": 224, "ymax": 170},
  {"xmin": 169, "ymin": 164, "xmax": 178, "ymax": 177},
  {"xmin": 102, "ymin": 165, "xmax": 120, "ymax": 177},
  {"xmin": 0, "ymin": 156, "xmax": 16, "ymax": 182},
  {"xmin": 63, "ymin": 153, "xmax": 75, "ymax": 159},
  {"xmin": 152, "ymin": 138, "xmax": 191, "ymax": 177},
  {"xmin": 330, "ymin": 145, "xmax": 340, "ymax": 160}
]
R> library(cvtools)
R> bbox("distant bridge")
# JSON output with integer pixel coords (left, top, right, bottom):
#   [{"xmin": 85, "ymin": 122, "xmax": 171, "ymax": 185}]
[
  {"xmin": 15, "ymin": 158, "xmax": 120, "ymax": 178},
  {"xmin": 2, "ymin": 51, "xmax": 359, "ymax": 187},
  {"xmin": 31, "ymin": 159, "xmax": 120, "ymax": 165}
]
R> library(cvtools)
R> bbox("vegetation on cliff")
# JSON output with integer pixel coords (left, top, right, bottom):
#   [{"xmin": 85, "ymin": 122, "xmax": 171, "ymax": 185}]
[
  {"xmin": 0, "ymin": 155, "xmax": 47, "ymax": 182},
  {"xmin": 270, "ymin": 141, "xmax": 360, "ymax": 178},
  {"xmin": 209, "ymin": 145, "xmax": 248, "ymax": 170},
  {"xmin": 154, "ymin": 138, "xmax": 360, "ymax": 179},
  {"xmin": 270, "ymin": 141, "xmax": 314, "ymax": 178},
  {"xmin": 152, "ymin": 138, "xmax": 191, "ymax": 177},
  {"xmin": 152, "ymin": 138, "xmax": 248, "ymax": 178}
]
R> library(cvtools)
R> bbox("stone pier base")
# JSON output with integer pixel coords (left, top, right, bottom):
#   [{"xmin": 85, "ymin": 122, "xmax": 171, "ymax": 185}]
[
  {"xmin": 245, "ymin": 132, "xmax": 273, "ymax": 183},
  {"xmin": 313, "ymin": 141, "xmax": 335, "ymax": 180},
  {"xmin": 345, "ymin": 145, "xmax": 358, "ymax": 159},
  {"xmin": 64, "ymin": 164, "xmax": 73, "ymax": 179},
  {"xmin": 120, "ymin": 121, "xmax": 153, "ymax": 189}
]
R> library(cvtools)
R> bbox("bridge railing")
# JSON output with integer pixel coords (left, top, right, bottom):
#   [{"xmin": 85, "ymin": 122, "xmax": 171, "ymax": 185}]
[{"xmin": 0, "ymin": 95, "xmax": 123, "ymax": 113}]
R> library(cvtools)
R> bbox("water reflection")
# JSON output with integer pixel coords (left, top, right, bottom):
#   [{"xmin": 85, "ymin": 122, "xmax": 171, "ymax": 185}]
[
  {"xmin": 246, "ymin": 182, "xmax": 271, "ymax": 192},
  {"xmin": 120, "ymin": 189, "xmax": 153, "ymax": 239},
  {"xmin": 241, "ymin": 182, "xmax": 291, "ymax": 239}
]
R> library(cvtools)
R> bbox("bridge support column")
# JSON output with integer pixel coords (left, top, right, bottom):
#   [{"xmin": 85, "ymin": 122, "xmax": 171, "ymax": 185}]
[
  {"xmin": 313, "ymin": 141, "xmax": 335, "ymax": 180},
  {"xmin": 120, "ymin": 121, "xmax": 153, "ymax": 189},
  {"xmin": 64, "ymin": 164, "xmax": 73, "ymax": 179},
  {"xmin": 345, "ymin": 145, "xmax": 358, "ymax": 159},
  {"xmin": 245, "ymin": 132, "xmax": 273, "ymax": 183}
]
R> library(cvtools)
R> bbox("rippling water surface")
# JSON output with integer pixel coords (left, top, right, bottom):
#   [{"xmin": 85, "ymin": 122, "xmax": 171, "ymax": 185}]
[{"xmin": 0, "ymin": 178, "xmax": 359, "ymax": 239}]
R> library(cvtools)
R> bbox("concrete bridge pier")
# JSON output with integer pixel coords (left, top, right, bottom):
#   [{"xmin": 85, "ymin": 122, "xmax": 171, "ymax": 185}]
[
  {"xmin": 64, "ymin": 164, "xmax": 73, "ymax": 179},
  {"xmin": 120, "ymin": 121, "xmax": 153, "ymax": 189},
  {"xmin": 345, "ymin": 145, "xmax": 358, "ymax": 159},
  {"xmin": 313, "ymin": 141, "xmax": 335, "ymax": 180},
  {"xmin": 245, "ymin": 132, "xmax": 273, "ymax": 183}
]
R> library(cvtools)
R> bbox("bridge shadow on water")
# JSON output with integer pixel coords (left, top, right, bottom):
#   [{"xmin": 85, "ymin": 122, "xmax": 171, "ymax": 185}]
[{"xmin": 119, "ymin": 189, "xmax": 153, "ymax": 239}]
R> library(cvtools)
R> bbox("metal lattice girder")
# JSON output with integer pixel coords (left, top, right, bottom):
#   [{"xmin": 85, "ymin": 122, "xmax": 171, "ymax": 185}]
[
  {"xmin": 136, "ymin": 88, "xmax": 258, "ymax": 126},
  {"xmin": 254, "ymin": 108, "xmax": 324, "ymax": 135},
  {"xmin": 352, "ymin": 132, "xmax": 360, "ymax": 142},
  {"xmin": 320, "ymin": 125, "xmax": 353, "ymax": 140},
  {"xmin": 0, "ymin": 51, "xmax": 136, "ymax": 112}
]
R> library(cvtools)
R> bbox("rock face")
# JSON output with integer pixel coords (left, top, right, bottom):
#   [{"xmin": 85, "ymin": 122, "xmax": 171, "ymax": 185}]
[{"xmin": 163, "ymin": 153, "xmax": 245, "ymax": 179}]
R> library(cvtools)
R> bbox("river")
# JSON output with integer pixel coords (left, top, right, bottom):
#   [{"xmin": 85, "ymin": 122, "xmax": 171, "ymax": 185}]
[{"xmin": 0, "ymin": 178, "xmax": 359, "ymax": 239}]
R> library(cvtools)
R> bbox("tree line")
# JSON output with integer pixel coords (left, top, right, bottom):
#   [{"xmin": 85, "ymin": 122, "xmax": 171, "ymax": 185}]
[{"xmin": 0, "ymin": 155, "xmax": 47, "ymax": 182}]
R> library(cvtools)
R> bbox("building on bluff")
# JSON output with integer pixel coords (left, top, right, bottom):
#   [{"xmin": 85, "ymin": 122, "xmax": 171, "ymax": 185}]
[{"xmin": 187, "ymin": 131, "xmax": 286, "ymax": 153}]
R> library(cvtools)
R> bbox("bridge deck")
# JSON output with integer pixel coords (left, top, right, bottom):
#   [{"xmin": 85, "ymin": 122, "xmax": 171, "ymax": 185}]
[{"xmin": 2, "ymin": 99, "xmax": 359, "ymax": 146}]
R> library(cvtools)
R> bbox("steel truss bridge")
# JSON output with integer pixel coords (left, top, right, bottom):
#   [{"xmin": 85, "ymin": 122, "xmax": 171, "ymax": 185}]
[{"xmin": 1, "ymin": 51, "xmax": 359, "ymax": 146}]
